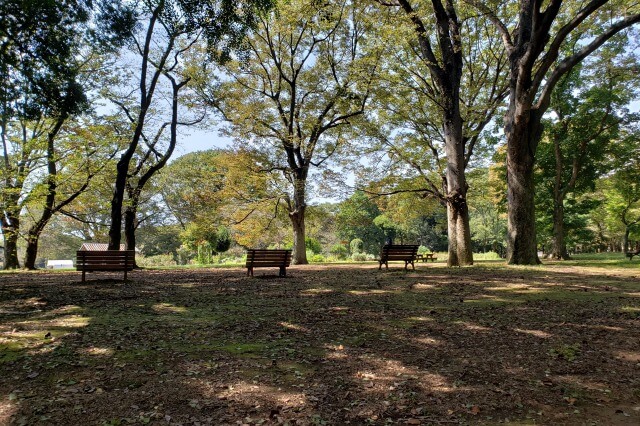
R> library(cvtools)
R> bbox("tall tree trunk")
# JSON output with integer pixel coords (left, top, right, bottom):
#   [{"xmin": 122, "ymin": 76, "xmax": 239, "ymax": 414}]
[
  {"xmin": 124, "ymin": 203, "xmax": 139, "ymax": 268},
  {"xmin": 623, "ymin": 226, "xmax": 630, "ymax": 254},
  {"xmin": 108, "ymin": 159, "xmax": 129, "ymax": 250},
  {"xmin": 289, "ymin": 176, "xmax": 308, "ymax": 265},
  {"xmin": 550, "ymin": 196, "xmax": 570, "ymax": 260},
  {"xmin": 24, "ymin": 118, "xmax": 65, "ymax": 270},
  {"xmin": 443, "ymin": 112, "xmax": 473, "ymax": 266},
  {"xmin": 505, "ymin": 102, "xmax": 541, "ymax": 265},
  {"xmin": 1, "ymin": 215, "xmax": 20, "ymax": 269}
]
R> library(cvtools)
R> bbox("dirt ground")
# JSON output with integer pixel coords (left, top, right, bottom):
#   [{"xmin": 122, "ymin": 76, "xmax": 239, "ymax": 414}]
[{"xmin": 0, "ymin": 262, "xmax": 639, "ymax": 425}]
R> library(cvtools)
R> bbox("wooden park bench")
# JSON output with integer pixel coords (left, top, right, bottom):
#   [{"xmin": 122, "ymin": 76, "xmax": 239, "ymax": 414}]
[
  {"xmin": 76, "ymin": 250, "xmax": 135, "ymax": 282},
  {"xmin": 626, "ymin": 250, "xmax": 640, "ymax": 260},
  {"xmin": 246, "ymin": 249, "xmax": 292, "ymax": 277},
  {"xmin": 378, "ymin": 244, "xmax": 419, "ymax": 270}
]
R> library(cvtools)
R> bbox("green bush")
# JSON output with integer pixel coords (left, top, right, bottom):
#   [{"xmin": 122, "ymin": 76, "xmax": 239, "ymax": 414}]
[
  {"xmin": 351, "ymin": 252, "xmax": 367, "ymax": 262},
  {"xmin": 137, "ymin": 254, "xmax": 176, "ymax": 267},
  {"xmin": 305, "ymin": 237, "xmax": 322, "ymax": 254},
  {"xmin": 329, "ymin": 244, "xmax": 348, "ymax": 259},
  {"xmin": 350, "ymin": 238, "xmax": 364, "ymax": 254},
  {"xmin": 418, "ymin": 245, "xmax": 430, "ymax": 254},
  {"xmin": 310, "ymin": 253, "xmax": 326, "ymax": 263},
  {"xmin": 473, "ymin": 251, "xmax": 502, "ymax": 260}
]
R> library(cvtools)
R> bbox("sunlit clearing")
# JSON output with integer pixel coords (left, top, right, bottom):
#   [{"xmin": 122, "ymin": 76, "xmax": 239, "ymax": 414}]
[
  {"xmin": 412, "ymin": 283, "xmax": 436, "ymax": 290},
  {"xmin": 587, "ymin": 325, "xmax": 624, "ymax": 332},
  {"xmin": 325, "ymin": 343, "xmax": 348, "ymax": 359},
  {"xmin": 152, "ymin": 303, "xmax": 187, "ymax": 314},
  {"xmin": 301, "ymin": 288, "xmax": 334, "ymax": 295},
  {"xmin": 552, "ymin": 375, "xmax": 611, "ymax": 392},
  {"xmin": 414, "ymin": 337, "xmax": 442, "ymax": 346},
  {"xmin": 462, "ymin": 296, "xmax": 518, "ymax": 304},
  {"xmin": 82, "ymin": 346, "xmax": 115, "ymax": 357},
  {"xmin": 47, "ymin": 305, "xmax": 83, "ymax": 315},
  {"xmin": 455, "ymin": 322, "xmax": 492, "ymax": 332},
  {"xmin": 614, "ymin": 350, "xmax": 640, "ymax": 362},
  {"xmin": 0, "ymin": 399, "xmax": 18, "ymax": 425},
  {"xmin": 355, "ymin": 357, "xmax": 458, "ymax": 393},
  {"xmin": 407, "ymin": 316, "xmax": 433, "ymax": 322},
  {"xmin": 485, "ymin": 284, "xmax": 546, "ymax": 294},
  {"xmin": 216, "ymin": 381, "xmax": 306, "ymax": 407},
  {"xmin": 48, "ymin": 315, "xmax": 90, "ymax": 328},
  {"xmin": 348, "ymin": 290, "xmax": 395, "ymax": 295},
  {"xmin": 620, "ymin": 306, "xmax": 640, "ymax": 312},
  {"xmin": 329, "ymin": 306, "xmax": 349, "ymax": 311},
  {"xmin": 278, "ymin": 322, "xmax": 309, "ymax": 333},
  {"xmin": 514, "ymin": 328, "xmax": 552, "ymax": 338}
]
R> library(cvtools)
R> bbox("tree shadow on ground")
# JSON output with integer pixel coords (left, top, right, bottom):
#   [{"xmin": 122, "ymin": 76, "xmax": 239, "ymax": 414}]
[{"xmin": 0, "ymin": 264, "xmax": 638, "ymax": 425}]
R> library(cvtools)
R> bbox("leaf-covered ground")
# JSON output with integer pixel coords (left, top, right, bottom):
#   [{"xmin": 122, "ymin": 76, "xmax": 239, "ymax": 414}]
[{"xmin": 0, "ymin": 261, "xmax": 639, "ymax": 425}]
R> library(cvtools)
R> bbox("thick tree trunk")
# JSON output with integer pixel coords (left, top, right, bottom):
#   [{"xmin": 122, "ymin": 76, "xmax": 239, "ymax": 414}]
[
  {"xmin": 443, "ymin": 114, "xmax": 473, "ymax": 266},
  {"xmin": 108, "ymin": 159, "xmax": 129, "ymax": 250},
  {"xmin": 290, "ymin": 208, "xmax": 307, "ymax": 265},
  {"xmin": 289, "ymin": 176, "xmax": 308, "ymax": 265},
  {"xmin": 505, "ymin": 102, "xmax": 541, "ymax": 265},
  {"xmin": 1, "ymin": 215, "xmax": 20, "ymax": 269},
  {"xmin": 24, "ymin": 233, "xmax": 40, "ymax": 270},
  {"xmin": 446, "ymin": 201, "xmax": 473, "ymax": 266}
]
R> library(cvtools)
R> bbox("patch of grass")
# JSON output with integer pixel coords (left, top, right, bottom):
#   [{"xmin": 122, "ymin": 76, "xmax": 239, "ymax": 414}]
[
  {"xmin": 218, "ymin": 342, "xmax": 269, "ymax": 355},
  {"xmin": 0, "ymin": 341, "xmax": 24, "ymax": 363},
  {"xmin": 549, "ymin": 343, "xmax": 581, "ymax": 361}
]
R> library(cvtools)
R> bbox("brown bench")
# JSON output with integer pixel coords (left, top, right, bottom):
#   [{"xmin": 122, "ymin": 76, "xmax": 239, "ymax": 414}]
[
  {"xmin": 378, "ymin": 244, "xmax": 419, "ymax": 270},
  {"xmin": 76, "ymin": 250, "xmax": 135, "ymax": 282},
  {"xmin": 626, "ymin": 250, "xmax": 640, "ymax": 260},
  {"xmin": 246, "ymin": 249, "xmax": 292, "ymax": 277}
]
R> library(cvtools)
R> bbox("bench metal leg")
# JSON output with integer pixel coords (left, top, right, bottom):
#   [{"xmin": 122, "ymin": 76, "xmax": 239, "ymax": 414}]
[
  {"xmin": 82, "ymin": 270, "xmax": 86, "ymax": 282},
  {"xmin": 280, "ymin": 267, "xmax": 286, "ymax": 277}
]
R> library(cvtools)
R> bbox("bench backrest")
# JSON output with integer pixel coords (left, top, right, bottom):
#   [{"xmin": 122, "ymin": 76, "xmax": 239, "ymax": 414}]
[
  {"xmin": 380, "ymin": 244, "xmax": 419, "ymax": 260},
  {"xmin": 246, "ymin": 249, "xmax": 292, "ymax": 266},
  {"xmin": 76, "ymin": 250, "xmax": 136, "ymax": 270}
]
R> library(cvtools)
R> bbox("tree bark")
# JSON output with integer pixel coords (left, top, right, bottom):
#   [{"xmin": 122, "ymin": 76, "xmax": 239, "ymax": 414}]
[
  {"xmin": 395, "ymin": 0, "xmax": 474, "ymax": 267},
  {"xmin": 124, "ymin": 203, "xmax": 139, "ymax": 268},
  {"xmin": 623, "ymin": 227, "xmax": 630, "ymax": 254},
  {"xmin": 289, "ymin": 175, "xmax": 308, "ymax": 265},
  {"xmin": 550, "ymin": 198, "xmax": 570, "ymax": 260},
  {"xmin": 504, "ymin": 100, "xmax": 542, "ymax": 265},
  {"xmin": 24, "ymin": 118, "xmax": 65, "ymax": 270},
  {"xmin": 443, "ymin": 111, "xmax": 473, "ymax": 266},
  {"xmin": 108, "ymin": 4, "xmax": 168, "ymax": 250},
  {"xmin": 1, "ymin": 214, "xmax": 20, "ymax": 269}
]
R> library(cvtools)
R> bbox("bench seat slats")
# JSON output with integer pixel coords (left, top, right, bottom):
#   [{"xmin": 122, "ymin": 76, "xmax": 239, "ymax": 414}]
[
  {"xmin": 246, "ymin": 249, "xmax": 292, "ymax": 277},
  {"xmin": 76, "ymin": 250, "xmax": 135, "ymax": 281},
  {"xmin": 379, "ymin": 245, "xmax": 419, "ymax": 270}
]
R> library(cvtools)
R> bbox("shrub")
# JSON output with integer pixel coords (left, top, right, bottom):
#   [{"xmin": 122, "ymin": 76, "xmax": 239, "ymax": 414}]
[
  {"xmin": 350, "ymin": 238, "xmax": 364, "ymax": 254},
  {"xmin": 351, "ymin": 252, "xmax": 367, "ymax": 262},
  {"xmin": 137, "ymin": 254, "xmax": 176, "ymax": 267},
  {"xmin": 310, "ymin": 254, "xmax": 326, "ymax": 263},
  {"xmin": 329, "ymin": 244, "xmax": 348, "ymax": 259},
  {"xmin": 418, "ymin": 245, "xmax": 430, "ymax": 254},
  {"xmin": 305, "ymin": 237, "xmax": 322, "ymax": 254},
  {"xmin": 473, "ymin": 251, "xmax": 502, "ymax": 260}
]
